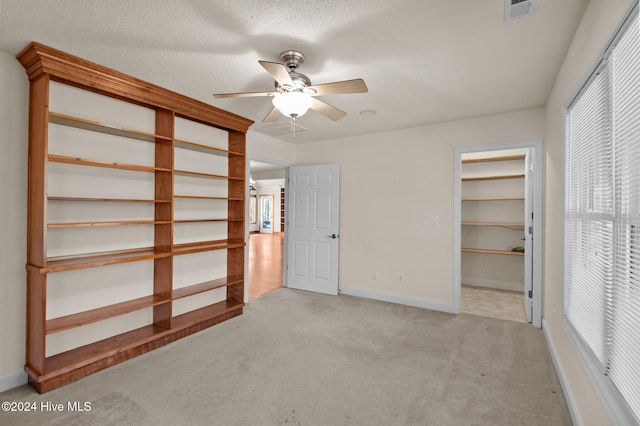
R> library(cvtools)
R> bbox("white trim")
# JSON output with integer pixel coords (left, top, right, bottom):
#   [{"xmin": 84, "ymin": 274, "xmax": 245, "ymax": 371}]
[
  {"xmin": 0, "ymin": 369, "xmax": 27, "ymax": 393},
  {"xmin": 453, "ymin": 139, "xmax": 543, "ymax": 327},
  {"xmin": 542, "ymin": 318, "xmax": 580, "ymax": 426},
  {"xmin": 562, "ymin": 318, "xmax": 638, "ymax": 425},
  {"xmin": 340, "ymin": 287, "xmax": 456, "ymax": 314}
]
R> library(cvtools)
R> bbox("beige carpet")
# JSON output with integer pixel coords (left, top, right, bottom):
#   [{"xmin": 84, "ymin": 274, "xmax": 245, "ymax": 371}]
[{"xmin": 0, "ymin": 289, "xmax": 570, "ymax": 425}]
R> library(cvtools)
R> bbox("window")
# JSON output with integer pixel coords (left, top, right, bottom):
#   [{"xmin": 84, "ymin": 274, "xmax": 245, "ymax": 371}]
[{"xmin": 564, "ymin": 4, "xmax": 640, "ymax": 423}]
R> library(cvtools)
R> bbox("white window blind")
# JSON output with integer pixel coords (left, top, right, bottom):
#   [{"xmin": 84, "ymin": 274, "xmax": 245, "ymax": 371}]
[{"xmin": 565, "ymin": 6, "xmax": 640, "ymax": 422}]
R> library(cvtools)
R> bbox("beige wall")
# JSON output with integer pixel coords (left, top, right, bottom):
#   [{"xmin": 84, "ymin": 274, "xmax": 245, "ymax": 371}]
[
  {"xmin": 0, "ymin": 51, "xmax": 29, "ymax": 388},
  {"xmin": 543, "ymin": 0, "xmax": 635, "ymax": 425},
  {"xmin": 296, "ymin": 108, "xmax": 545, "ymax": 308},
  {"xmin": 247, "ymin": 130, "xmax": 296, "ymax": 165}
]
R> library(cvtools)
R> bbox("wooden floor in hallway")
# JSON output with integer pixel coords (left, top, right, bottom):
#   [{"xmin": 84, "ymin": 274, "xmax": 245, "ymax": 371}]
[{"xmin": 248, "ymin": 232, "xmax": 284, "ymax": 301}]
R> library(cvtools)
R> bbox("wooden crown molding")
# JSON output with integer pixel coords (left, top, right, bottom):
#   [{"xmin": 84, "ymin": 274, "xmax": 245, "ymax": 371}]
[{"xmin": 16, "ymin": 42, "xmax": 254, "ymax": 133}]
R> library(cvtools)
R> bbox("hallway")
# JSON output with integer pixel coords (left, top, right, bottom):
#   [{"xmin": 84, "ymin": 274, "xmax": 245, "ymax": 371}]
[{"xmin": 248, "ymin": 233, "xmax": 284, "ymax": 301}]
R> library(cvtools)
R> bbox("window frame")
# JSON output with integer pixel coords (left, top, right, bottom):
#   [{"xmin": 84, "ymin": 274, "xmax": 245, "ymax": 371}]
[{"xmin": 562, "ymin": 3, "xmax": 640, "ymax": 425}]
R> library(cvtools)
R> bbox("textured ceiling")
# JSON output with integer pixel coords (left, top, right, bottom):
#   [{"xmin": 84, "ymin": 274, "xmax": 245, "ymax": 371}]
[{"xmin": 0, "ymin": 0, "xmax": 588, "ymax": 144}]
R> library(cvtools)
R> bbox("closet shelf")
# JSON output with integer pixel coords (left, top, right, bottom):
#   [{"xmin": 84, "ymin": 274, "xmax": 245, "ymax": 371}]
[
  {"xmin": 462, "ymin": 248, "xmax": 524, "ymax": 256},
  {"xmin": 49, "ymin": 111, "xmax": 172, "ymax": 143},
  {"xmin": 49, "ymin": 154, "xmax": 171, "ymax": 173},
  {"xmin": 173, "ymin": 276, "xmax": 243, "ymax": 300},
  {"xmin": 462, "ymin": 173, "xmax": 525, "ymax": 181},
  {"xmin": 462, "ymin": 197, "xmax": 525, "ymax": 201},
  {"xmin": 461, "ymin": 154, "xmax": 525, "ymax": 164},
  {"xmin": 462, "ymin": 221, "xmax": 524, "ymax": 227},
  {"xmin": 46, "ymin": 295, "xmax": 170, "ymax": 335}
]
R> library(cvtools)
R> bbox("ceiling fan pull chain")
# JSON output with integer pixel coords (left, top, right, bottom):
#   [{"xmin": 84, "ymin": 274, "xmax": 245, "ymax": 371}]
[{"xmin": 291, "ymin": 114, "xmax": 297, "ymax": 138}]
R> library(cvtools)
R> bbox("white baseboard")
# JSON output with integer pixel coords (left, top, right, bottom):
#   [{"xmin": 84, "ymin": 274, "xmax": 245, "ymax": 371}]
[
  {"xmin": 339, "ymin": 287, "xmax": 456, "ymax": 314},
  {"xmin": 0, "ymin": 369, "xmax": 27, "ymax": 393},
  {"xmin": 542, "ymin": 318, "xmax": 580, "ymax": 426}
]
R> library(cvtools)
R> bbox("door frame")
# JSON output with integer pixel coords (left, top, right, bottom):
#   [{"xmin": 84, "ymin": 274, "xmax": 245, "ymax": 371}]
[
  {"xmin": 453, "ymin": 139, "xmax": 543, "ymax": 327},
  {"xmin": 244, "ymin": 155, "xmax": 291, "ymax": 303}
]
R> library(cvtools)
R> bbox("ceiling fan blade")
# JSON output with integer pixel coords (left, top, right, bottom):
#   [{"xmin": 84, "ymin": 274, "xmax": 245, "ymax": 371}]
[
  {"xmin": 310, "ymin": 98, "xmax": 347, "ymax": 121},
  {"xmin": 213, "ymin": 91, "xmax": 275, "ymax": 99},
  {"xmin": 263, "ymin": 107, "xmax": 282, "ymax": 123},
  {"xmin": 308, "ymin": 79, "xmax": 368, "ymax": 95},
  {"xmin": 259, "ymin": 60, "xmax": 294, "ymax": 87}
]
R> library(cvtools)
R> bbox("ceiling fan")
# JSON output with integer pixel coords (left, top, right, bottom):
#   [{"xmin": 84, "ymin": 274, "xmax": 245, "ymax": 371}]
[{"xmin": 213, "ymin": 50, "xmax": 368, "ymax": 125}]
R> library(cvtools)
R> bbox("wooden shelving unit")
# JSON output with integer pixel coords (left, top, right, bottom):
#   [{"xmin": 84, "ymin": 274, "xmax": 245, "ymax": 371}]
[
  {"xmin": 280, "ymin": 187, "xmax": 285, "ymax": 232},
  {"xmin": 461, "ymin": 156, "xmax": 525, "ymax": 257},
  {"xmin": 18, "ymin": 42, "xmax": 253, "ymax": 393}
]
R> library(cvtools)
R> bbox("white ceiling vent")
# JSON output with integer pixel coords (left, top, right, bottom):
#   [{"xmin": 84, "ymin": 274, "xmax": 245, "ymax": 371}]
[{"xmin": 505, "ymin": 0, "xmax": 536, "ymax": 22}]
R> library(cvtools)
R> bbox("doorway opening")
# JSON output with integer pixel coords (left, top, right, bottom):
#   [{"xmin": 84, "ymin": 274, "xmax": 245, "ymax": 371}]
[
  {"xmin": 246, "ymin": 159, "xmax": 288, "ymax": 301},
  {"xmin": 453, "ymin": 140, "xmax": 542, "ymax": 327}
]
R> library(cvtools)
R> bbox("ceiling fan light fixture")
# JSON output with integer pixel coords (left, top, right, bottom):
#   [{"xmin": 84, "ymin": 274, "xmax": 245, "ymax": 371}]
[{"xmin": 272, "ymin": 91, "xmax": 313, "ymax": 118}]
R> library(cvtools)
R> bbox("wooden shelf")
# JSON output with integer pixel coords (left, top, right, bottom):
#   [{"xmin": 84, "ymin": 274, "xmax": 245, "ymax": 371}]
[
  {"xmin": 174, "ymin": 195, "xmax": 237, "ymax": 201},
  {"xmin": 174, "ymin": 139, "xmax": 244, "ymax": 157},
  {"xmin": 462, "ymin": 248, "xmax": 525, "ymax": 256},
  {"xmin": 172, "ymin": 239, "xmax": 245, "ymax": 256},
  {"xmin": 49, "ymin": 112, "xmax": 172, "ymax": 143},
  {"xmin": 173, "ymin": 276, "xmax": 243, "ymax": 300},
  {"xmin": 462, "ymin": 154, "xmax": 525, "ymax": 164},
  {"xmin": 29, "ymin": 300, "xmax": 243, "ymax": 393},
  {"xmin": 49, "ymin": 154, "xmax": 171, "ymax": 173},
  {"xmin": 48, "ymin": 220, "xmax": 170, "ymax": 228},
  {"xmin": 462, "ymin": 221, "xmax": 524, "ymax": 227},
  {"xmin": 462, "ymin": 174, "xmax": 525, "ymax": 181},
  {"xmin": 46, "ymin": 295, "xmax": 170, "ymax": 334},
  {"xmin": 36, "ymin": 247, "xmax": 171, "ymax": 273},
  {"xmin": 174, "ymin": 169, "xmax": 232, "ymax": 180},
  {"xmin": 48, "ymin": 196, "xmax": 171, "ymax": 203},
  {"xmin": 174, "ymin": 139, "xmax": 230, "ymax": 156},
  {"xmin": 171, "ymin": 300, "xmax": 244, "ymax": 329},
  {"xmin": 462, "ymin": 198, "xmax": 525, "ymax": 201},
  {"xmin": 174, "ymin": 218, "xmax": 242, "ymax": 224}
]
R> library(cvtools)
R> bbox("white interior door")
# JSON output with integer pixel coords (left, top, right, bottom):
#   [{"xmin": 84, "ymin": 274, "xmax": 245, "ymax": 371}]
[
  {"xmin": 259, "ymin": 194, "xmax": 274, "ymax": 234},
  {"xmin": 523, "ymin": 150, "xmax": 534, "ymax": 323},
  {"xmin": 287, "ymin": 164, "xmax": 340, "ymax": 295}
]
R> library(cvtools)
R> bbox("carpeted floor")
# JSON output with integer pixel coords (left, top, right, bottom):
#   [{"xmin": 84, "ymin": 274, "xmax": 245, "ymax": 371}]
[{"xmin": 0, "ymin": 289, "xmax": 571, "ymax": 425}]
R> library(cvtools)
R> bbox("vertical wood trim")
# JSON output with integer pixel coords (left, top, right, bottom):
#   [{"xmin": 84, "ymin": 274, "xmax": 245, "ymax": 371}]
[
  {"xmin": 228, "ymin": 131, "xmax": 245, "ymax": 303},
  {"xmin": 27, "ymin": 75, "xmax": 49, "ymax": 266},
  {"xmin": 154, "ymin": 109, "xmax": 174, "ymax": 328},
  {"xmin": 26, "ymin": 271, "xmax": 46, "ymax": 375},
  {"xmin": 26, "ymin": 75, "xmax": 49, "ymax": 376}
]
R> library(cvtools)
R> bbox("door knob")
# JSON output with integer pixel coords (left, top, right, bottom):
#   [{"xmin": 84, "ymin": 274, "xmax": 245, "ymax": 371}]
[{"xmin": 328, "ymin": 234, "xmax": 338, "ymax": 239}]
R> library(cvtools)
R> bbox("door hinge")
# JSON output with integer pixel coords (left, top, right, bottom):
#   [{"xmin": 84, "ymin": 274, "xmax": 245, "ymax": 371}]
[
  {"xmin": 529, "ymin": 226, "xmax": 533, "ymax": 235},
  {"xmin": 528, "ymin": 290, "xmax": 533, "ymax": 298}
]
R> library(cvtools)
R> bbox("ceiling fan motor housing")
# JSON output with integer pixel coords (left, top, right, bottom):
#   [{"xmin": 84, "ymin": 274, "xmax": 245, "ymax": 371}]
[{"xmin": 280, "ymin": 50, "xmax": 305, "ymax": 70}]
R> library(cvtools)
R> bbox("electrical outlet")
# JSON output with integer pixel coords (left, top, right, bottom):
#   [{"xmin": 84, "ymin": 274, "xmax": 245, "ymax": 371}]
[
  {"xmin": 398, "ymin": 272, "xmax": 405, "ymax": 281},
  {"xmin": 481, "ymin": 261, "xmax": 487, "ymax": 270},
  {"xmin": 371, "ymin": 271, "xmax": 377, "ymax": 280}
]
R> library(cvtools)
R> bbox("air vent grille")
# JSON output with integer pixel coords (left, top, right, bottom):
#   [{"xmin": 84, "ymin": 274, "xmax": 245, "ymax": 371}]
[{"xmin": 505, "ymin": 0, "xmax": 536, "ymax": 21}]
